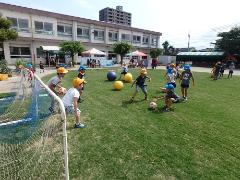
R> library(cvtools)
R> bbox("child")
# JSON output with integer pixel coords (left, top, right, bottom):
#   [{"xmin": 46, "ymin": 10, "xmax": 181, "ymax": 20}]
[
  {"xmin": 163, "ymin": 84, "xmax": 177, "ymax": 112},
  {"xmin": 48, "ymin": 67, "xmax": 68, "ymax": 113},
  {"xmin": 39, "ymin": 61, "xmax": 44, "ymax": 73},
  {"xmin": 131, "ymin": 68, "xmax": 151, "ymax": 101},
  {"xmin": 180, "ymin": 64, "xmax": 195, "ymax": 100},
  {"xmin": 119, "ymin": 63, "xmax": 128, "ymax": 80},
  {"xmin": 161, "ymin": 67, "xmax": 176, "ymax": 92},
  {"xmin": 62, "ymin": 77, "xmax": 85, "ymax": 128},
  {"xmin": 228, "ymin": 62, "xmax": 235, "ymax": 78},
  {"xmin": 77, "ymin": 66, "xmax": 87, "ymax": 102}
]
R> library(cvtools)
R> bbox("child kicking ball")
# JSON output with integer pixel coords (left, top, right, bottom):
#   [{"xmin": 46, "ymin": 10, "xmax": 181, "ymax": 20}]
[{"xmin": 130, "ymin": 68, "xmax": 151, "ymax": 101}]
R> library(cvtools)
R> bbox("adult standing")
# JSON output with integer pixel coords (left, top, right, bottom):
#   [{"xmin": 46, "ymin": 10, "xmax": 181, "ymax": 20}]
[
  {"xmin": 151, "ymin": 58, "xmax": 157, "ymax": 69},
  {"xmin": 228, "ymin": 62, "xmax": 235, "ymax": 78}
]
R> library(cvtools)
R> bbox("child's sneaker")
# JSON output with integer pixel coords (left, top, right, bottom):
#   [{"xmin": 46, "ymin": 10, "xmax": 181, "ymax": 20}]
[
  {"xmin": 130, "ymin": 97, "xmax": 134, "ymax": 102},
  {"xmin": 49, "ymin": 107, "xmax": 55, "ymax": 114},
  {"xmin": 74, "ymin": 123, "xmax": 85, "ymax": 128},
  {"xmin": 78, "ymin": 98, "xmax": 84, "ymax": 103},
  {"xmin": 163, "ymin": 107, "xmax": 170, "ymax": 112}
]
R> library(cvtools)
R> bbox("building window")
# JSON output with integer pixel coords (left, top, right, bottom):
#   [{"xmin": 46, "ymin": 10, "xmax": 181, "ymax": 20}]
[
  {"xmin": 94, "ymin": 29, "xmax": 104, "ymax": 40},
  {"xmin": 10, "ymin": 46, "xmax": 31, "ymax": 58},
  {"xmin": 132, "ymin": 35, "xmax": 141, "ymax": 43},
  {"xmin": 108, "ymin": 32, "xmax": 118, "ymax": 41},
  {"xmin": 121, "ymin": 34, "xmax": 131, "ymax": 42},
  {"xmin": 57, "ymin": 25, "xmax": 72, "ymax": 36},
  {"xmin": 151, "ymin": 36, "xmax": 158, "ymax": 46},
  {"xmin": 7, "ymin": 17, "xmax": 29, "ymax": 32},
  {"xmin": 35, "ymin": 21, "xmax": 53, "ymax": 35},
  {"xmin": 142, "ymin": 36, "xmax": 149, "ymax": 44},
  {"xmin": 77, "ymin": 27, "xmax": 90, "ymax": 39}
]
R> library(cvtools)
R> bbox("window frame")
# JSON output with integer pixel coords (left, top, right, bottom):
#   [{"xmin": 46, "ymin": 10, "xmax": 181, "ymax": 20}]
[
  {"xmin": 94, "ymin": 29, "xmax": 104, "ymax": 40},
  {"xmin": 132, "ymin": 35, "xmax": 141, "ymax": 43},
  {"xmin": 121, "ymin": 33, "xmax": 131, "ymax": 42},
  {"xmin": 57, "ymin": 24, "xmax": 73, "ymax": 36},
  {"xmin": 7, "ymin": 17, "xmax": 29, "ymax": 32},
  {"xmin": 35, "ymin": 21, "xmax": 54, "ymax": 35},
  {"xmin": 108, "ymin": 31, "xmax": 118, "ymax": 41},
  {"xmin": 77, "ymin": 27, "xmax": 90, "ymax": 39},
  {"xmin": 10, "ymin": 46, "xmax": 31, "ymax": 58}
]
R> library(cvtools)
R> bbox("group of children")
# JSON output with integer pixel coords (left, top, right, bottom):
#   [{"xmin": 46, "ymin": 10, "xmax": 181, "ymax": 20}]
[
  {"xmin": 125, "ymin": 63, "xmax": 194, "ymax": 112},
  {"xmin": 211, "ymin": 61, "xmax": 235, "ymax": 80},
  {"xmin": 48, "ymin": 66, "xmax": 86, "ymax": 128},
  {"xmin": 46, "ymin": 62, "xmax": 195, "ymax": 129}
]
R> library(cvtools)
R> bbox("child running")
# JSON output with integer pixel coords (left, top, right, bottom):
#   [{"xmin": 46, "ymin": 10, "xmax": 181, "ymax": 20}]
[
  {"xmin": 48, "ymin": 67, "xmax": 68, "ymax": 113},
  {"xmin": 179, "ymin": 64, "xmax": 195, "ymax": 100},
  {"xmin": 62, "ymin": 77, "xmax": 85, "ymax": 128},
  {"xmin": 130, "ymin": 68, "xmax": 151, "ymax": 101},
  {"xmin": 119, "ymin": 63, "xmax": 128, "ymax": 80}
]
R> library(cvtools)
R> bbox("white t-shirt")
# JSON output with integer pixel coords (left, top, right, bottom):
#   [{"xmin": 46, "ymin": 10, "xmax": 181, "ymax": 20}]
[
  {"xmin": 48, "ymin": 76, "xmax": 61, "ymax": 86},
  {"xmin": 62, "ymin": 88, "xmax": 80, "ymax": 107}
]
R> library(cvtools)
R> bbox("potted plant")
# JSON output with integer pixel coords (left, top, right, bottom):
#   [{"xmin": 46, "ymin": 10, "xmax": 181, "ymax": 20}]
[{"xmin": 0, "ymin": 59, "xmax": 11, "ymax": 80}]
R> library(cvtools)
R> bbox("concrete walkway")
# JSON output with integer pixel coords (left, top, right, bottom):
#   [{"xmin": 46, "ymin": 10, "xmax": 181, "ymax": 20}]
[{"xmin": 0, "ymin": 66, "xmax": 239, "ymax": 93}]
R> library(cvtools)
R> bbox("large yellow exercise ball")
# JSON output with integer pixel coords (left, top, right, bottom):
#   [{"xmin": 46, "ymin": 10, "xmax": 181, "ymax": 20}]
[
  {"xmin": 113, "ymin": 81, "xmax": 124, "ymax": 91},
  {"xmin": 124, "ymin": 73, "xmax": 133, "ymax": 83}
]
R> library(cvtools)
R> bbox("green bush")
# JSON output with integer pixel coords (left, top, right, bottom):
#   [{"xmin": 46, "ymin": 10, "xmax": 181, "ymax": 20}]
[
  {"xmin": 0, "ymin": 59, "xmax": 11, "ymax": 74},
  {"xmin": 15, "ymin": 58, "xmax": 28, "ymax": 68}
]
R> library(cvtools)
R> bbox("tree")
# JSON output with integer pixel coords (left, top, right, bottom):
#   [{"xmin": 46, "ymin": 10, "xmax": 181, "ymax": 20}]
[
  {"xmin": 113, "ymin": 42, "xmax": 132, "ymax": 66},
  {"xmin": 150, "ymin": 48, "xmax": 163, "ymax": 58},
  {"xmin": 162, "ymin": 41, "xmax": 170, "ymax": 55},
  {"xmin": 0, "ymin": 16, "xmax": 18, "ymax": 60},
  {"xmin": 0, "ymin": 16, "xmax": 18, "ymax": 43},
  {"xmin": 215, "ymin": 26, "xmax": 240, "ymax": 55},
  {"xmin": 59, "ymin": 41, "xmax": 84, "ymax": 67}
]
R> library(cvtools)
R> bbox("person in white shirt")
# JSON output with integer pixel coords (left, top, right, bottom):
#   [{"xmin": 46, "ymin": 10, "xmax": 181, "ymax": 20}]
[
  {"xmin": 48, "ymin": 67, "xmax": 68, "ymax": 113},
  {"xmin": 62, "ymin": 77, "xmax": 85, "ymax": 128}
]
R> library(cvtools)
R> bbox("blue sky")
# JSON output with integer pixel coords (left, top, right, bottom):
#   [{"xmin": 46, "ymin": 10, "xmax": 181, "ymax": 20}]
[{"xmin": 1, "ymin": 0, "xmax": 240, "ymax": 49}]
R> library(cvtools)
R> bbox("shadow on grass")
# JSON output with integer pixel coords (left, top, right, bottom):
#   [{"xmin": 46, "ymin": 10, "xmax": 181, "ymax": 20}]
[
  {"xmin": 148, "ymin": 106, "xmax": 175, "ymax": 114},
  {"xmin": 122, "ymin": 99, "xmax": 145, "ymax": 108}
]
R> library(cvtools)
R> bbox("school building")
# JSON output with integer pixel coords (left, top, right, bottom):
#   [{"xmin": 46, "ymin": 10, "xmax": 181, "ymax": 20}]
[{"xmin": 0, "ymin": 2, "xmax": 162, "ymax": 65}]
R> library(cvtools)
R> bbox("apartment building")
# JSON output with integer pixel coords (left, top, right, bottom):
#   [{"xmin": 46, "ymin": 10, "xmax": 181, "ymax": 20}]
[
  {"xmin": 99, "ymin": 6, "xmax": 131, "ymax": 26},
  {"xmin": 0, "ymin": 3, "xmax": 162, "ymax": 65}
]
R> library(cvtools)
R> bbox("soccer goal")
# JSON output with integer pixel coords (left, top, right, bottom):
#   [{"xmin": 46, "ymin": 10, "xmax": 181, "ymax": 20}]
[{"xmin": 0, "ymin": 69, "xmax": 69, "ymax": 180}]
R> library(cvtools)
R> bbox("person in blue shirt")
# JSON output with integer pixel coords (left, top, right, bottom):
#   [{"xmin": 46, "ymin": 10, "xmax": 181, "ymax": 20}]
[
  {"xmin": 130, "ymin": 68, "xmax": 151, "ymax": 101},
  {"xmin": 119, "ymin": 63, "xmax": 128, "ymax": 80}
]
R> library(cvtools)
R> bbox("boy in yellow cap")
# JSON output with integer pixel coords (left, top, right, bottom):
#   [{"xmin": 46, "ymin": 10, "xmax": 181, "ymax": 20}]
[
  {"xmin": 48, "ymin": 67, "xmax": 68, "ymax": 113},
  {"xmin": 130, "ymin": 68, "xmax": 151, "ymax": 101},
  {"xmin": 62, "ymin": 77, "xmax": 85, "ymax": 128}
]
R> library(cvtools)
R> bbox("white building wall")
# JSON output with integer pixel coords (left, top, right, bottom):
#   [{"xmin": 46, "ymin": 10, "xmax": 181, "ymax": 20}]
[{"xmin": 0, "ymin": 7, "xmax": 161, "ymax": 65}]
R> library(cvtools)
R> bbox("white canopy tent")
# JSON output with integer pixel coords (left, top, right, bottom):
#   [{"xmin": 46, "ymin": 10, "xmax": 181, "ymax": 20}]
[
  {"xmin": 82, "ymin": 48, "xmax": 106, "ymax": 56},
  {"xmin": 40, "ymin": 46, "xmax": 60, "ymax": 51}
]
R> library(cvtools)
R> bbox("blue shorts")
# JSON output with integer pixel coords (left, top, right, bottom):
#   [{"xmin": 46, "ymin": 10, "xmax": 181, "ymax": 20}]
[
  {"xmin": 65, "ymin": 106, "xmax": 81, "ymax": 114},
  {"xmin": 136, "ymin": 85, "xmax": 147, "ymax": 94}
]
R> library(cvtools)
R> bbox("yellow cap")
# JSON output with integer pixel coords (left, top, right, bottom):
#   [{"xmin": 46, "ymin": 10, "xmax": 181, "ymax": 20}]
[
  {"xmin": 140, "ymin": 68, "xmax": 147, "ymax": 75},
  {"xmin": 73, "ymin": 77, "xmax": 84, "ymax": 88},
  {"xmin": 170, "ymin": 63, "xmax": 176, "ymax": 68},
  {"xmin": 57, "ymin": 67, "xmax": 68, "ymax": 74}
]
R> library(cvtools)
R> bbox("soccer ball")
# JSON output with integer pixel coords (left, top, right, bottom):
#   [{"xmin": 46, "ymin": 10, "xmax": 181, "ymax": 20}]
[
  {"xmin": 149, "ymin": 101, "xmax": 157, "ymax": 109},
  {"xmin": 58, "ymin": 87, "xmax": 67, "ymax": 95}
]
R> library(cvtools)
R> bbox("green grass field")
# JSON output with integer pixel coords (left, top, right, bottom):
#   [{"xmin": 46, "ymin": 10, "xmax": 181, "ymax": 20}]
[{"xmin": 43, "ymin": 68, "xmax": 240, "ymax": 179}]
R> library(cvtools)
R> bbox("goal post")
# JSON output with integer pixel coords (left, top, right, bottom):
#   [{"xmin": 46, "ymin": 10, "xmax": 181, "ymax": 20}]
[{"xmin": 0, "ymin": 69, "xmax": 69, "ymax": 180}]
